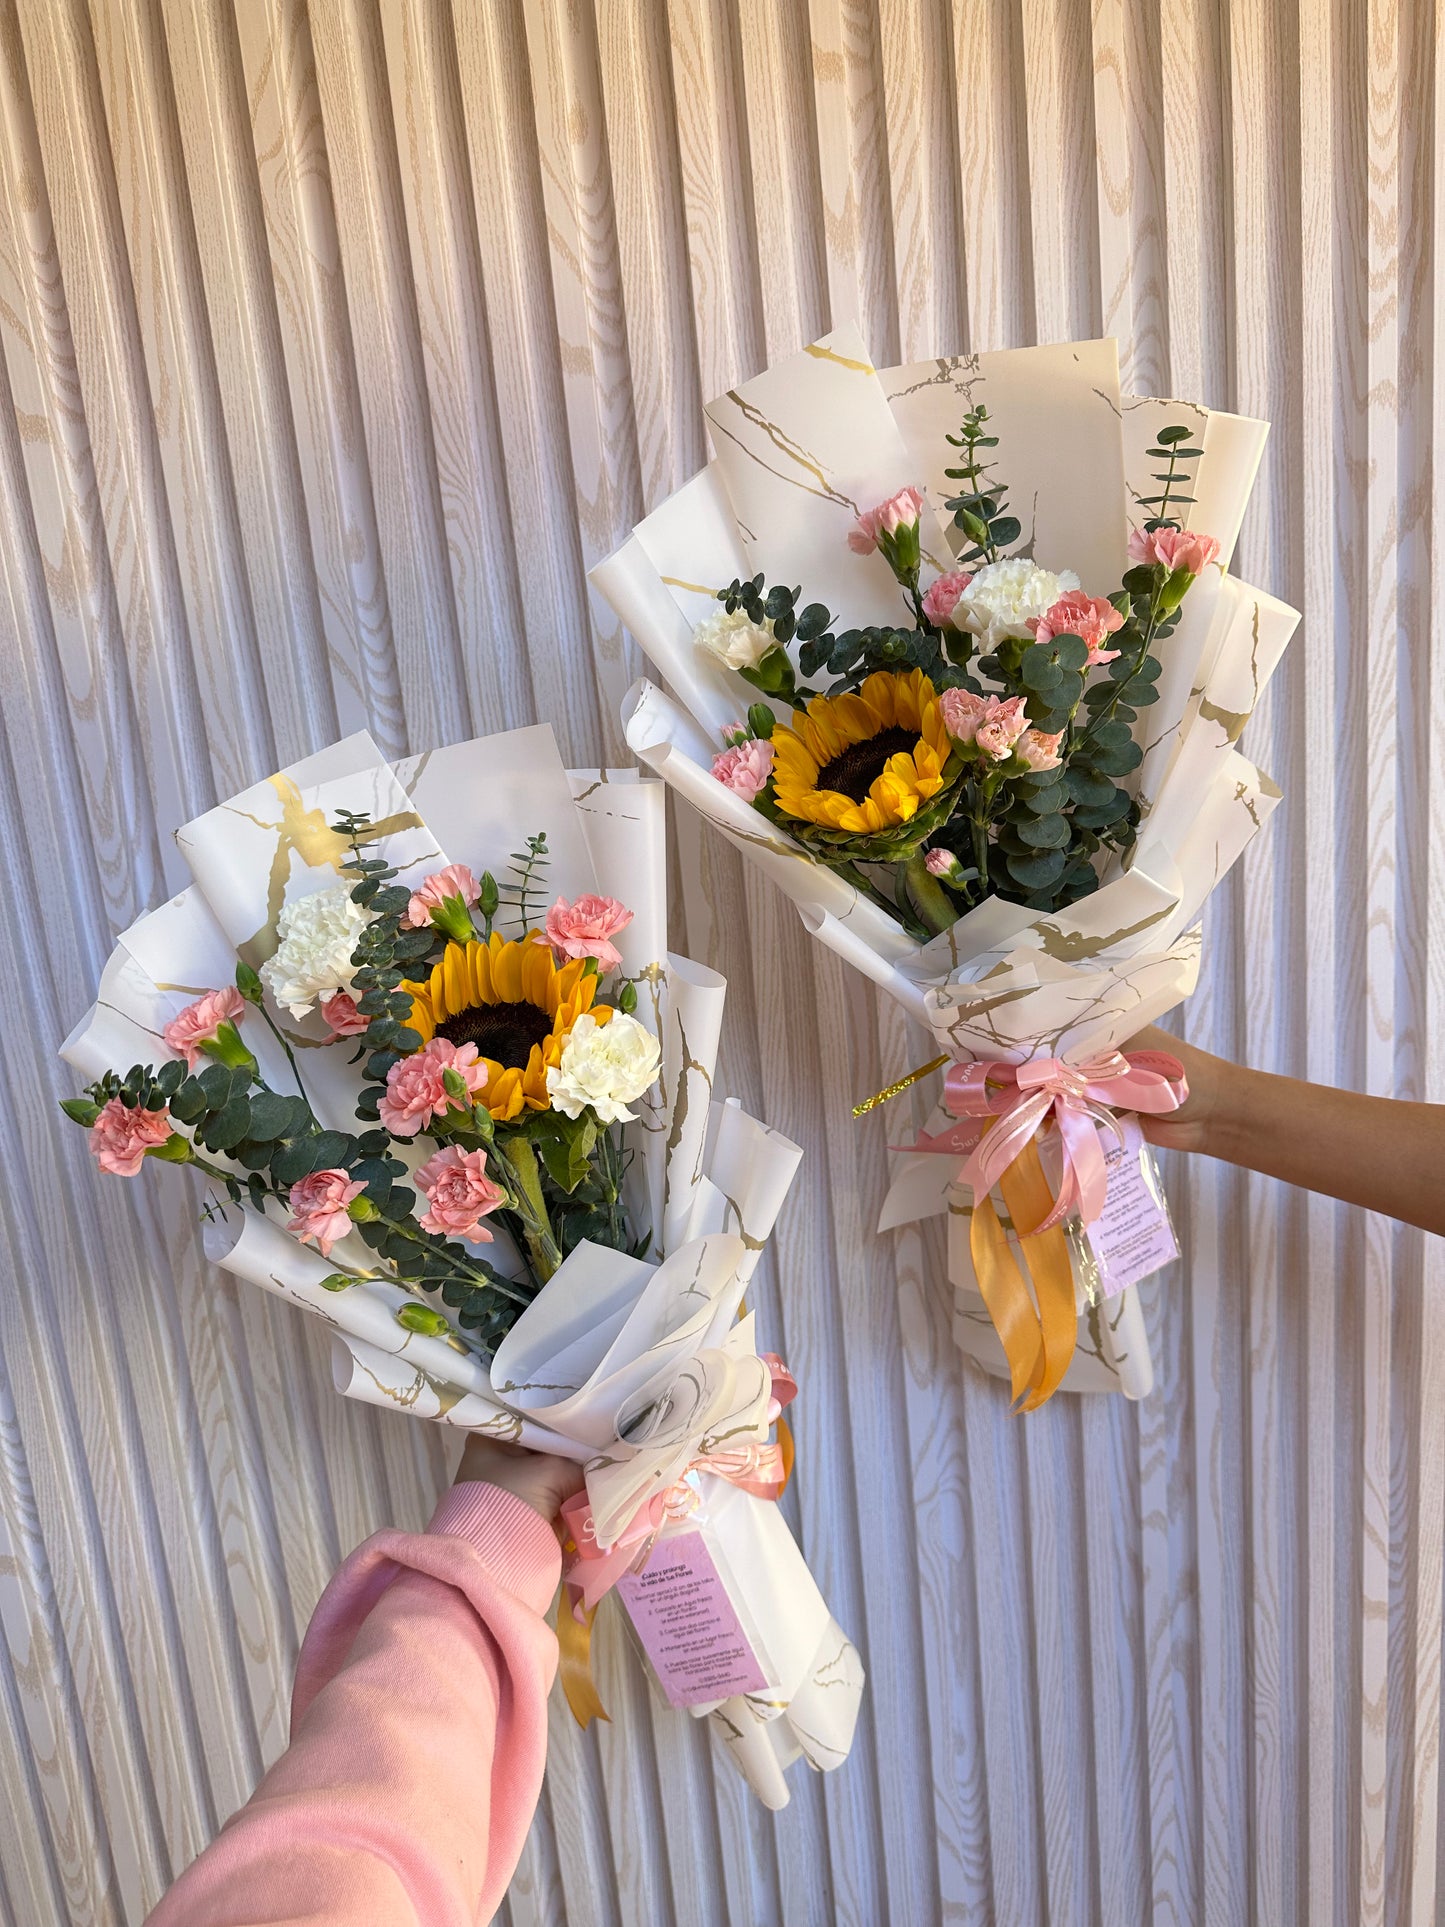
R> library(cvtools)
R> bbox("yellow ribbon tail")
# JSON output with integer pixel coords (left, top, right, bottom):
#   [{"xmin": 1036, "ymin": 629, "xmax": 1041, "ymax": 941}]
[
  {"xmin": 777, "ymin": 1412, "xmax": 795, "ymax": 1491},
  {"xmin": 970, "ymin": 1192, "xmax": 1043, "ymax": 1405},
  {"xmin": 969, "ymin": 1138, "xmax": 1078, "ymax": 1412},
  {"xmin": 557, "ymin": 1595, "xmax": 610, "ymax": 1728}
]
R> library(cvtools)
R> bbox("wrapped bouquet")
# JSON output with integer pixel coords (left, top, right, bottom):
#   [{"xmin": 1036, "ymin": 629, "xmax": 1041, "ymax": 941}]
[
  {"xmin": 593, "ymin": 329, "xmax": 1300, "ymax": 1408},
  {"xmin": 59, "ymin": 725, "xmax": 861, "ymax": 1806}
]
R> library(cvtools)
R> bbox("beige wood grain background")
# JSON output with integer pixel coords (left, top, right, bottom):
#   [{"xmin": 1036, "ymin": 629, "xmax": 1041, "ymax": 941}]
[{"xmin": 0, "ymin": 2, "xmax": 1440, "ymax": 1922}]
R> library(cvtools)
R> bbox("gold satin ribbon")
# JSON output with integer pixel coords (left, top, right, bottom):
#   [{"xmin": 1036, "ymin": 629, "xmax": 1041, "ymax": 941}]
[
  {"xmin": 556, "ymin": 1594, "xmax": 610, "ymax": 1728},
  {"xmin": 969, "ymin": 1136, "xmax": 1078, "ymax": 1411},
  {"xmin": 556, "ymin": 1409, "xmax": 799, "ymax": 1728}
]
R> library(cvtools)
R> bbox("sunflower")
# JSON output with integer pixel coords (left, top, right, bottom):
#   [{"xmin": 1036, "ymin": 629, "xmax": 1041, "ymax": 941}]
[
  {"xmin": 771, "ymin": 668, "xmax": 954, "ymax": 837},
  {"xmin": 400, "ymin": 933, "xmax": 610, "ymax": 1121}
]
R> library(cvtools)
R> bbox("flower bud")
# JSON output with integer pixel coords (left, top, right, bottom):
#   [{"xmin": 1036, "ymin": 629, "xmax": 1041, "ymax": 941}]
[
  {"xmin": 395, "ymin": 1303, "xmax": 452, "ymax": 1338},
  {"xmin": 234, "ymin": 961, "xmax": 264, "ymax": 1005},
  {"xmin": 746, "ymin": 703, "xmax": 776, "ymax": 740},
  {"xmin": 346, "ymin": 1192, "xmax": 382, "ymax": 1223},
  {"xmin": 478, "ymin": 871, "xmax": 500, "ymax": 921},
  {"xmin": 617, "ymin": 979, "xmax": 638, "ymax": 1016},
  {"xmin": 318, "ymin": 1272, "xmax": 355, "ymax": 1292},
  {"xmin": 924, "ymin": 848, "xmax": 964, "ymax": 882}
]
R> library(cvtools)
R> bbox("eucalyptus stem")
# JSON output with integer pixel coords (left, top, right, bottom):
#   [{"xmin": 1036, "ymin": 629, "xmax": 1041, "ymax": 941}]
[
  {"xmin": 380, "ymin": 1216, "xmax": 535, "ymax": 1307},
  {"xmin": 256, "ymin": 1002, "xmax": 312, "ymax": 1110}
]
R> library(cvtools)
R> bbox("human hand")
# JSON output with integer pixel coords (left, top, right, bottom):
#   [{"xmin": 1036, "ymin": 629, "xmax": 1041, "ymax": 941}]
[
  {"xmin": 1124, "ymin": 1026, "xmax": 1225, "ymax": 1156},
  {"xmin": 455, "ymin": 1435, "xmax": 585, "ymax": 1526}
]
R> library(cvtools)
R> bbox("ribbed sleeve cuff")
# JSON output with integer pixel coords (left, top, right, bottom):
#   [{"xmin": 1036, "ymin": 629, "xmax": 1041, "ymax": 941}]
[{"xmin": 429, "ymin": 1483, "xmax": 562, "ymax": 1614}]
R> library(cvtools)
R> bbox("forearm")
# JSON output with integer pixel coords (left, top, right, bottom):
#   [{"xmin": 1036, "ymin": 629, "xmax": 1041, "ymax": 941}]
[
  {"xmin": 1155, "ymin": 1034, "xmax": 1445, "ymax": 1236},
  {"xmin": 148, "ymin": 1486, "xmax": 561, "ymax": 1926}
]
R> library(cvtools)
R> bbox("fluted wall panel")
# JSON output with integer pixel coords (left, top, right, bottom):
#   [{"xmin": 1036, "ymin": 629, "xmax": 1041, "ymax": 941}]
[{"xmin": 0, "ymin": 3, "xmax": 1440, "ymax": 1923}]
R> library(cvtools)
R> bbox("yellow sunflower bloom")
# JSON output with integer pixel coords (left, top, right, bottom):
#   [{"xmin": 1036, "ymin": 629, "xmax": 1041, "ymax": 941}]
[
  {"xmin": 770, "ymin": 668, "xmax": 952, "ymax": 834},
  {"xmin": 400, "ymin": 933, "xmax": 610, "ymax": 1121}
]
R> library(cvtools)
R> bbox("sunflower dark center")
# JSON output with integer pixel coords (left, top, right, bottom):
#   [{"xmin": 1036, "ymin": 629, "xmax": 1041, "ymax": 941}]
[
  {"xmin": 816, "ymin": 725, "xmax": 919, "ymax": 803},
  {"xmin": 436, "ymin": 1000, "xmax": 553, "ymax": 1068}
]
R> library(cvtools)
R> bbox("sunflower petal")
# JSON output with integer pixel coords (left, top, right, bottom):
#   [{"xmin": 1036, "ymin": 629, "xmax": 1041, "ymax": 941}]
[
  {"xmin": 492, "ymin": 939, "xmax": 525, "ymax": 1004},
  {"xmin": 522, "ymin": 936, "xmax": 557, "ymax": 1008}
]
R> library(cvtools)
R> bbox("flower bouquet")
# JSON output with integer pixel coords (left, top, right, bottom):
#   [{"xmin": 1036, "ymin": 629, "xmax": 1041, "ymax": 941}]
[
  {"xmin": 59, "ymin": 724, "xmax": 862, "ymax": 1805},
  {"xmin": 592, "ymin": 328, "xmax": 1300, "ymax": 1408}
]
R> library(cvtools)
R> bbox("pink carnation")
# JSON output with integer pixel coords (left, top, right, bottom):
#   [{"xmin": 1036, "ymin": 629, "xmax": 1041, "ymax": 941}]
[
  {"xmin": 973, "ymin": 697, "xmax": 1031, "ymax": 762},
  {"xmin": 90, "ymin": 1097, "xmax": 174, "ymax": 1177},
  {"xmin": 710, "ymin": 737, "xmax": 775, "ymax": 804},
  {"xmin": 414, "ymin": 1144, "xmax": 506, "ymax": 1243},
  {"xmin": 938, "ymin": 687, "xmax": 990, "ymax": 743},
  {"xmin": 320, "ymin": 990, "xmax": 369, "ymax": 1037},
  {"xmin": 379, "ymin": 1038, "xmax": 488, "ymax": 1137},
  {"xmin": 940, "ymin": 689, "xmax": 1029, "ymax": 760},
  {"xmin": 1127, "ymin": 525, "xmax": 1221, "ymax": 574},
  {"xmin": 922, "ymin": 569, "xmax": 972, "ymax": 626},
  {"xmin": 1016, "ymin": 727, "xmax": 1065, "ymax": 772},
  {"xmin": 1033, "ymin": 590, "xmax": 1125, "ymax": 667},
  {"xmin": 924, "ymin": 848, "xmax": 959, "ymax": 878},
  {"xmin": 848, "ymin": 485, "xmax": 925, "ymax": 556},
  {"xmin": 162, "ymin": 986, "xmax": 246, "ymax": 1070},
  {"xmin": 404, "ymin": 864, "xmax": 480, "ymax": 930},
  {"xmin": 286, "ymin": 1168, "xmax": 365, "ymax": 1259},
  {"xmin": 539, "ymin": 894, "xmax": 634, "ymax": 972}
]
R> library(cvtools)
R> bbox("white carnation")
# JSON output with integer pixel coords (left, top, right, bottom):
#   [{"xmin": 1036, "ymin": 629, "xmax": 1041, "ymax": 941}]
[
  {"xmin": 693, "ymin": 606, "xmax": 778, "ymax": 671},
  {"xmin": 951, "ymin": 558, "xmax": 1081, "ymax": 647},
  {"xmin": 547, "ymin": 1012, "xmax": 662, "ymax": 1125},
  {"xmin": 259, "ymin": 883, "xmax": 371, "ymax": 1020}
]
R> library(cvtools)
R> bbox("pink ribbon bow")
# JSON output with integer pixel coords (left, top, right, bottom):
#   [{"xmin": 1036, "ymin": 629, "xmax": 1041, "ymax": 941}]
[
  {"xmin": 561, "ymin": 1356, "xmax": 797, "ymax": 1613},
  {"xmin": 909, "ymin": 1048, "xmax": 1188, "ymax": 1234}
]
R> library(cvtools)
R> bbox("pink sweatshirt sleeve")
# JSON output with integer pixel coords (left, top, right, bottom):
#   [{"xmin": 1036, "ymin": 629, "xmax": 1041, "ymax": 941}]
[{"xmin": 147, "ymin": 1483, "xmax": 562, "ymax": 1927}]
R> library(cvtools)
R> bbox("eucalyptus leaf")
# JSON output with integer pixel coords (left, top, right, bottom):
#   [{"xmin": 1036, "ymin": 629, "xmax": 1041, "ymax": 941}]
[
  {"xmin": 1065, "ymin": 768, "xmax": 1118, "ymax": 808},
  {"xmin": 245, "ymin": 1090, "xmax": 294, "ymax": 1141},
  {"xmin": 1015, "ymin": 813, "xmax": 1071, "ymax": 849},
  {"xmin": 204, "ymin": 1096, "xmax": 253, "ymax": 1151},
  {"xmin": 1004, "ymin": 847, "xmax": 1068, "ymax": 890},
  {"xmin": 1020, "ymin": 644, "xmax": 1062, "ymax": 692}
]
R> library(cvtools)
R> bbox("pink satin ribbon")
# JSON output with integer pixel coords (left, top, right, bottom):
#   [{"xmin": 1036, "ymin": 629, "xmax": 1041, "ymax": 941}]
[
  {"xmin": 908, "ymin": 1048, "xmax": 1188, "ymax": 1234},
  {"xmin": 561, "ymin": 1355, "xmax": 797, "ymax": 1613}
]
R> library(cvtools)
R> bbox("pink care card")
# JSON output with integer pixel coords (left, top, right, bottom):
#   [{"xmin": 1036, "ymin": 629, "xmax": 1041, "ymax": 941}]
[
  {"xmin": 1086, "ymin": 1117, "xmax": 1180, "ymax": 1298},
  {"xmin": 616, "ymin": 1530, "xmax": 769, "ymax": 1709}
]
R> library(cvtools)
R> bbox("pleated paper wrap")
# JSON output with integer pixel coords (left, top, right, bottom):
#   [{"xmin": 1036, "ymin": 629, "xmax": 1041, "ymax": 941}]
[
  {"xmin": 60, "ymin": 726, "xmax": 862, "ymax": 1805},
  {"xmin": 591, "ymin": 329, "xmax": 1300, "ymax": 1400}
]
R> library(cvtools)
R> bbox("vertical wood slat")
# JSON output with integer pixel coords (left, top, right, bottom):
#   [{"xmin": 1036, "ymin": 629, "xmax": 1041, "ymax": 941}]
[{"xmin": 0, "ymin": 5, "xmax": 1441, "ymax": 1923}]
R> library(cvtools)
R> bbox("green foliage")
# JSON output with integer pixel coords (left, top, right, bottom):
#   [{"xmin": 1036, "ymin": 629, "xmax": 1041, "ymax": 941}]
[
  {"xmin": 523, "ymin": 1110, "xmax": 599, "ymax": 1195},
  {"xmin": 1137, "ymin": 422, "xmax": 1201, "ymax": 528},
  {"xmin": 501, "ymin": 832, "xmax": 550, "ymax": 935},
  {"xmin": 943, "ymin": 404, "xmax": 1021, "ymax": 564}
]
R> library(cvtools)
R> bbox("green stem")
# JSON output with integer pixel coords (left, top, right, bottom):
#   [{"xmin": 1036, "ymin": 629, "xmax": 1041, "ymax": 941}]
[
  {"xmin": 903, "ymin": 852, "xmax": 956, "ymax": 936},
  {"xmin": 256, "ymin": 1003, "xmax": 313, "ymax": 1110},
  {"xmin": 1076, "ymin": 592, "xmax": 1165, "ymax": 749},
  {"xmin": 182, "ymin": 1149, "xmax": 239, "ymax": 1187},
  {"xmin": 834, "ymin": 858, "xmax": 914, "ymax": 927},
  {"xmin": 494, "ymin": 1136, "xmax": 564, "ymax": 1283},
  {"xmin": 970, "ymin": 812, "xmax": 992, "ymax": 898},
  {"xmin": 599, "ymin": 1126, "xmax": 625, "ymax": 1249},
  {"xmin": 381, "ymin": 1216, "xmax": 535, "ymax": 1308}
]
